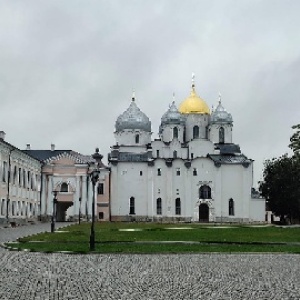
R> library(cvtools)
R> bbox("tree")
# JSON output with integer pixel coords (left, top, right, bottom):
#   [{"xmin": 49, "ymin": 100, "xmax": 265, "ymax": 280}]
[
  {"xmin": 289, "ymin": 124, "xmax": 300, "ymax": 155},
  {"xmin": 259, "ymin": 154, "xmax": 300, "ymax": 223}
]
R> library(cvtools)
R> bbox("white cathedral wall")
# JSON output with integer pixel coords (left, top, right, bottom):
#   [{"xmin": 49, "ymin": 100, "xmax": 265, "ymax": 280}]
[
  {"xmin": 189, "ymin": 140, "xmax": 215, "ymax": 159},
  {"xmin": 209, "ymin": 124, "xmax": 232, "ymax": 144},
  {"xmin": 160, "ymin": 125, "xmax": 184, "ymax": 143},
  {"xmin": 114, "ymin": 130, "xmax": 151, "ymax": 146},
  {"xmin": 185, "ymin": 114, "xmax": 209, "ymax": 141}
]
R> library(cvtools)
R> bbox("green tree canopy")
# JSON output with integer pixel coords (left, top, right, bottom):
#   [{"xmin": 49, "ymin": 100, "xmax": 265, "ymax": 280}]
[
  {"xmin": 289, "ymin": 124, "xmax": 300, "ymax": 155},
  {"xmin": 259, "ymin": 154, "xmax": 300, "ymax": 223}
]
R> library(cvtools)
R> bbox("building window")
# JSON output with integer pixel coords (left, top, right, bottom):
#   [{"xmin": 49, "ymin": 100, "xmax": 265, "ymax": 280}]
[
  {"xmin": 27, "ymin": 171, "xmax": 30, "ymax": 187},
  {"xmin": 193, "ymin": 168, "xmax": 197, "ymax": 176},
  {"xmin": 176, "ymin": 168, "xmax": 180, "ymax": 176},
  {"xmin": 156, "ymin": 150, "xmax": 160, "ymax": 157},
  {"xmin": 191, "ymin": 153, "xmax": 194, "ymax": 159},
  {"xmin": 173, "ymin": 151, "xmax": 177, "ymax": 159},
  {"xmin": 193, "ymin": 126, "xmax": 199, "ymax": 139},
  {"xmin": 2, "ymin": 161, "xmax": 7, "ymax": 182},
  {"xmin": 97, "ymin": 183, "xmax": 104, "ymax": 195},
  {"xmin": 173, "ymin": 127, "xmax": 178, "ymax": 139},
  {"xmin": 135, "ymin": 134, "xmax": 140, "ymax": 144},
  {"xmin": 99, "ymin": 212, "xmax": 104, "ymax": 219},
  {"xmin": 157, "ymin": 168, "xmax": 161, "ymax": 176},
  {"xmin": 129, "ymin": 197, "xmax": 135, "ymax": 215},
  {"xmin": 60, "ymin": 182, "xmax": 69, "ymax": 193},
  {"xmin": 175, "ymin": 198, "xmax": 181, "ymax": 215},
  {"xmin": 229, "ymin": 198, "xmax": 234, "ymax": 216},
  {"xmin": 18, "ymin": 168, "xmax": 21, "ymax": 186},
  {"xmin": 140, "ymin": 171, "xmax": 143, "ymax": 176},
  {"xmin": 1, "ymin": 199, "xmax": 5, "ymax": 216},
  {"xmin": 219, "ymin": 127, "xmax": 225, "ymax": 143},
  {"xmin": 157, "ymin": 198, "xmax": 162, "ymax": 215},
  {"xmin": 13, "ymin": 166, "xmax": 17, "ymax": 184},
  {"xmin": 199, "ymin": 185, "xmax": 211, "ymax": 199},
  {"xmin": 23, "ymin": 169, "xmax": 26, "ymax": 188}
]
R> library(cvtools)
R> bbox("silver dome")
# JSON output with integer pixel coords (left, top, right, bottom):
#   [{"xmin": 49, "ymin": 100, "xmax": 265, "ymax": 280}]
[
  {"xmin": 210, "ymin": 101, "xmax": 233, "ymax": 124},
  {"xmin": 115, "ymin": 98, "xmax": 151, "ymax": 132},
  {"xmin": 161, "ymin": 101, "xmax": 185, "ymax": 125}
]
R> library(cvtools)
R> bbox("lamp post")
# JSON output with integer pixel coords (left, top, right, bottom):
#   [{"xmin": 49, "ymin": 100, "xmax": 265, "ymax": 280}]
[
  {"xmin": 51, "ymin": 191, "xmax": 58, "ymax": 233},
  {"xmin": 89, "ymin": 148, "xmax": 102, "ymax": 251},
  {"xmin": 78, "ymin": 197, "xmax": 82, "ymax": 224}
]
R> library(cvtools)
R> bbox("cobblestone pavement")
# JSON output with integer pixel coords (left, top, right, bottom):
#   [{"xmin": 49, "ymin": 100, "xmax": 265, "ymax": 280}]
[{"xmin": 0, "ymin": 225, "xmax": 300, "ymax": 299}]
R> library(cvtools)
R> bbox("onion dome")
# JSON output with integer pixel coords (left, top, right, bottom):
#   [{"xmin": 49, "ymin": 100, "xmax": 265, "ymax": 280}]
[
  {"xmin": 161, "ymin": 100, "xmax": 185, "ymax": 125},
  {"xmin": 115, "ymin": 93, "xmax": 151, "ymax": 132},
  {"xmin": 178, "ymin": 76, "xmax": 210, "ymax": 114},
  {"xmin": 210, "ymin": 95, "xmax": 233, "ymax": 124}
]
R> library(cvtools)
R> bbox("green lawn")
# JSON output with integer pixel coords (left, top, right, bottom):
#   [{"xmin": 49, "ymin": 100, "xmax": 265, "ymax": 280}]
[{"xmin": 5, "ymin": 222, "xmax": 300, "ymax": 254}]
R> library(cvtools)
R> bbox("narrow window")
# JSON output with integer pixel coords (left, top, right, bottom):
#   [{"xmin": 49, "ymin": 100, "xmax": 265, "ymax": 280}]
[
  {"xmin": 157, "ymin": 168, "xmax": 161, "ymax": 176},
  {"xmin": 23, "ymin": 169, "xmax": 26, "ymax": 187},
  {"xmin": 2, "ymin": 161, "xmax": 7, "ymax": 182},
  {"xmin": 191, "ymin": 153, "xmax": 194, "ymax": 159},
  {"xmin": 229, "ymin": 198, "xmax": 234, "ymax": 216},
  {"xmin": 176, "ymin": 168, "xmax": 180, "ymax": 176},
  {"xmin": 173, "ymin": 150, "xmax": 177, "ymax": 159},
  {"xmin": 157, "ymin": 198, "xmax": 162, "ymax": 215},
  {"xmin": 156, "ymin": 150, "xmax": 160, "ymax": 157},
  {"xmin": 13, "ymin": 166, "xmax": 17, "ymax": 184},
  {"xmin": 193, "ymin": 126, "xmax": 199, "ymax": 139},
  {"xmin": 139, "ymin": 171, "xmax": 143, "ymax": 176},
  {"xmin": 219, "ymin": 127, "xmax": 225, "ymax": 143},
  {"xmin": 173, "ymin": 127, "xmax": 178, "ymax": 139},
  {"xmin": 193, "ymin": 168, "xmax": 197, "ymax": 176},
  {"xmin": 175, "ymin": 198, "xmax": 181, "ymax": 215},
  {"xmin": 60, "ymin": 182, "xmax": 69, "ymax": 192},
  {"xmin": 99, "ymin": 212, "xmax": 104, "ymax": 219},
  {"xmin": 129, "ymin": 197, "xmax": 135, "ymax": 215},
  {"xmin": 199, "ymin": 185, "xmax": 211, "ymax": 199},
  {"xmin": 135, "ymin": 134, "xmax": 140, "ymax": 144},
  {"xmin": 18, "ymin": 168, "xmax": 21, "ymax": 186},
  {"xmin": 97, "ymin": 183, "xmax": 104, "ymax": 195}
]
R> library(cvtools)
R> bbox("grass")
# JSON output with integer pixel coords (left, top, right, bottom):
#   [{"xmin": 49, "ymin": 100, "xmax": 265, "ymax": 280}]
[{"xmin": 5, "ymin": 222, "xmax": 300, "ymax": 254}]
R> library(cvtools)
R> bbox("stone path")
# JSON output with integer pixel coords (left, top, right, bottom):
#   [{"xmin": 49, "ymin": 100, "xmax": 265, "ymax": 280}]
[{"xmin": 0, "ymin": 224, "xmax": 300, "ymax": 299}]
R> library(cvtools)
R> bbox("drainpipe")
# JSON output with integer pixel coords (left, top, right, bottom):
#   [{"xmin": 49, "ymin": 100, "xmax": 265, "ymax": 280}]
[{"xmin": 39, "ymin": 162, "xmax": 44, "ymax": 221}]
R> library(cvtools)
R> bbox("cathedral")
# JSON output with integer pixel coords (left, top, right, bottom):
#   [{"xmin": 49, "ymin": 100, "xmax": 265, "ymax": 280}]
[{"xmin": 109, "ymin": 80, "xmax": 265, "ymax": 222}]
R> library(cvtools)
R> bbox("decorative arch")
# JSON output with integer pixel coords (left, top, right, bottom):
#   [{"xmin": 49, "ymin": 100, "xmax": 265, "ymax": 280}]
[
  {"xmin": 135, "ymin": 134, "xmax": 140, "ymax": 144},
  {"xmin": 156, "ymin": 198, "xmax": 162, "ymax": 215},
  {"xmin": 60, "ymin": 182, "xmax": 69, "ymax": 192},
  {"xmin": 129, "ymin": 196, "xmax": 135, "ymax": 215},
  {"xmin": 229, "ymin": 198, "xmax": 234, "ymax": 216},
  {"xmin": 199, "ymin": 185, "xmax": 211, "ymax": 199},
  {"xmin": 219, "ymin": 127, "xmax": 225, "ymax": 143},
  {"xmin": 173, "ymin": 127, "xmax": 179, "ymax": 139},
  {"xmin": 193, "ymin": 126, "xmax": 199, "ymax": 139}
]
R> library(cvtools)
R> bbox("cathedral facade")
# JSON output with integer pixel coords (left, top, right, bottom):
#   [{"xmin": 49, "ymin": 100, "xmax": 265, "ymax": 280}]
[{"xmin": 109, "ymin": 82, "xmax": 265, "ymax": 223}]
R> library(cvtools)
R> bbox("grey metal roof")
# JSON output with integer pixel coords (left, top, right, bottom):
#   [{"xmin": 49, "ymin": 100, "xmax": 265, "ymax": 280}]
[
  {"xmin": 208, "ymin": 154, "xmax": 251, "ymax": 165},
  {"xmin": 210, "ymin": 101, "xmax": 233, "ymax": 124},
  {"xmin": 115, "ymin": 98, "xmax": 151, "ymax": 132},
  {"xmin": 214, "ymin": 143, "xmax": 241, "ymax": 154},
  {"xmin": 23, "ymin": 150, "xmax": 73, "ymax": 161},
  {"xmin": 161, "ymin": 101, "xmax": 185, "ymax": 125}
]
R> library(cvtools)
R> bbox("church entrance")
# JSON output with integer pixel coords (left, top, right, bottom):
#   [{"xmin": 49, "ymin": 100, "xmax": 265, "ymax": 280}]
[
  {"xmin": 199, "ymin": 203, "xmax": 209, "ymax": 223},
  {"xmin": 56, "ymin": 201, "xmax": 73, "ymax": 221}
]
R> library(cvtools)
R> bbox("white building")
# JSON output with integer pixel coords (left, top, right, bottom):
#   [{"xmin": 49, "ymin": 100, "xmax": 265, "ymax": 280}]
[
  {"xmin": 109, "ymin": 81, "xmax": 265, "ymax": 223},
  {"xmin": 0, "ymin": 132, "xmax": 42, "ymax": 225}
]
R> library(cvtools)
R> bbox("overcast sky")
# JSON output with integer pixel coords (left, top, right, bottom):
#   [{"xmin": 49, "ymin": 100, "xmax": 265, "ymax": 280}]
[{"xmin": 1, "ymin": 0, "xmax": 299, "ymax": 185}]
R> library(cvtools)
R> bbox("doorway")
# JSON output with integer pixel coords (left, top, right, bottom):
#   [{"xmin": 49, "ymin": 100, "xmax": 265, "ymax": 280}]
[{"xmin": 199, "ymin": 203, "xmax": 209, "ymax": 223}]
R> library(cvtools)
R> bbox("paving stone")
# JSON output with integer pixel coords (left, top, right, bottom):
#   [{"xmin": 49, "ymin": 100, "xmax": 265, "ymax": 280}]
[{"xmin": 0, "ymin": 224, "xmax": 300, "ymax": 299}]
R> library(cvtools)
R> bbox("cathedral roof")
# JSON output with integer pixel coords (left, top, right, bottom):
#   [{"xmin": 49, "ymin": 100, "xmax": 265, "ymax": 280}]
[
  {"xmin": 161, "ymin": 101, "xmax": 185, "ymax": 125},
  {"xmin": 178, "ymin": 80, "xmax": 210, "ymax": 115},
  {"xmin": 210, "ymin": 97, "xmax": 233, "ymax": 124},
  {"xmin": 115, "ymin": 95, "xmax": 151, "ymax": 132}
]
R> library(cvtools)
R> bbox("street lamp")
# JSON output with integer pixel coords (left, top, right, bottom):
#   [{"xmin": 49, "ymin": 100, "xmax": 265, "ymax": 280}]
[
  {"xmin": 51, "ymin": 191, "xmax": 58, "ymax": 233},
  {"xmin": 89, "ymin": 148, "xmax": 102, "ymax": 251},
  {"xmin": 78, "ymin": 197, "xmax": 82, "ymax": 224}
]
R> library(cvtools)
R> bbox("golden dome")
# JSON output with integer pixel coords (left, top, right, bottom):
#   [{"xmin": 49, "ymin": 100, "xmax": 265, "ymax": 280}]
[{"xmin": 178, "ymin": 85, "xmax": 210, "ymax": 115}]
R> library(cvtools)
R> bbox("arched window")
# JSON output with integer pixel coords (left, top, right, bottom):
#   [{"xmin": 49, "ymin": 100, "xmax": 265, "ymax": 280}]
[
  {"xmin": 60, "ymin": 182, "xmax": 69, "ymax": 193},
  {"xmin": 193, "ymin": 126, "xmax": 199, "ymax": 139},
  {"xmin": 13, "ymin": 166, "xmax": 17, "ymax": 184},
  {"xmin": 175, "ymin": 198, "xmax": 181, "ymax": 215},
  {"xmin": 157, "ymin": 198, "xmax": 162, "ymax": 215},
  {"xmin": 219, "ymin": 127, "xmax": 225, "ymax": 143},
  {"xmin": 173, "ymin": 127, "xmax": 178, "ymax": 139},
  {"xmin": 135, "ymin": 134, "xmax": 140, "ymax": 144},
  {"xmin": 129, "ymin": 197, "xmax": 135, "ymax": 215},
  {"xmin": 173, "ymin": 150, "xmax": 177, "ymax": 159},
  {"xmin": 199, "ymin": 185, "xmax": 211, "ymax": 199},
  {"xmin": 229, "ymin": 198, "xmax": 234, "ymax": 216}
]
